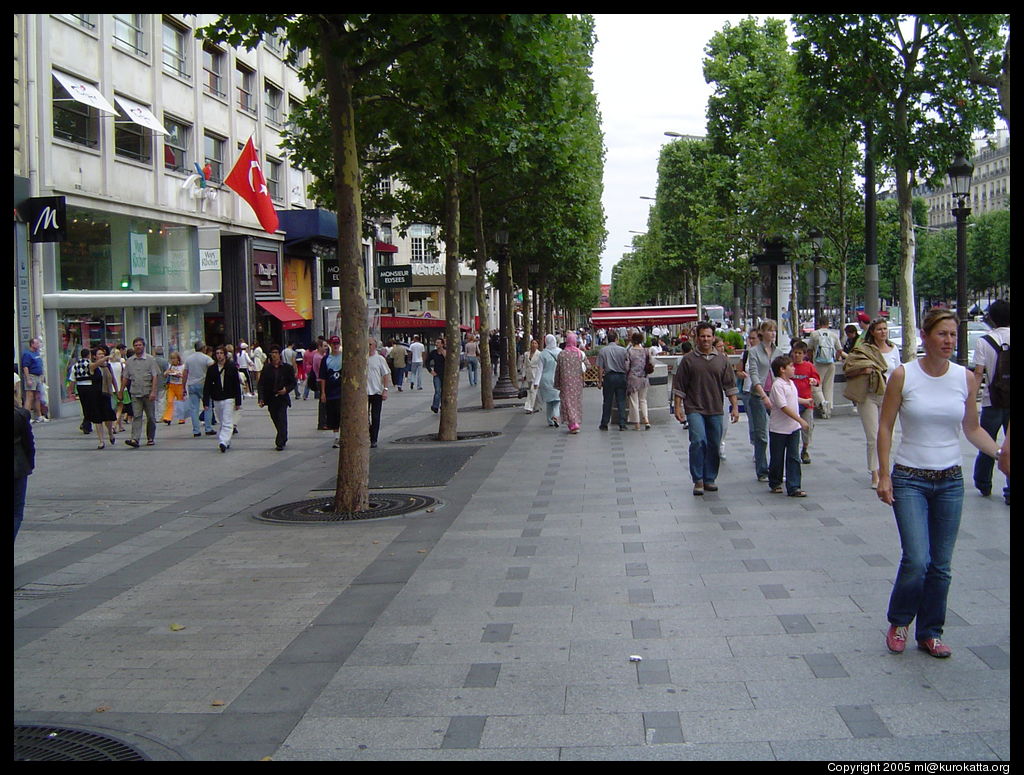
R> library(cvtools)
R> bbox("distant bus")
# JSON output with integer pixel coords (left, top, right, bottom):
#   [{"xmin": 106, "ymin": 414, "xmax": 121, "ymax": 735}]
[{"xmin": 702, "ymin": 305, "xmax": 725, "ymax": 325}]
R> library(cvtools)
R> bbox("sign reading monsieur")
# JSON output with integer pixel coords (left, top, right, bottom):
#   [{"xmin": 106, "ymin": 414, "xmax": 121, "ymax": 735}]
[{"xmin": 377, "ymin": 265, "xmax": 413, "ymax": 288}]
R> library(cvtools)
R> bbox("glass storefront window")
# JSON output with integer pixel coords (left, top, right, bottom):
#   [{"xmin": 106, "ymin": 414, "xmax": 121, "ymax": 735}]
[
  {"xmin": 57, "ymin": 309, "xmax": 126, "ymax": 402},
  {"xmin": 58, "ymin": 206, "xmax": 196, "ymax": 292},
  {"xmin": 407, "ymin": 290, "xmax": 440, "ymax": 315}
]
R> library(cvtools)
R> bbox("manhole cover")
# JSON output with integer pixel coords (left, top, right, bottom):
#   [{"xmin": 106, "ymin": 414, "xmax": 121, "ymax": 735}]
[
  {"xmin": 391, "ymin": 431, "xmax": 501, "ymax": 444},
  {"xmin": 14, "ymin": 725, "xmax": 148, "ymax": 761},
  {"xmin": 458, "ymin": 403, "xmax": 523, "ymax": 411},
  {"xmin": 256, "ymin": 493, "xmax": 440, "ymax": 523}
]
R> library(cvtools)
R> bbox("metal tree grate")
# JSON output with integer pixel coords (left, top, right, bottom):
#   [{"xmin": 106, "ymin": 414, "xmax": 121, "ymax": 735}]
[
  {"xmin": 391, "ymin": 431, "xmax": 501, "ymax": 444},
  {"xmin": 14, "ymin": 725, "xmax": 149, "ymax": 761},
  {"xmin": 256, "ymin": 493, "xmax": 440, "ymax": 524}
]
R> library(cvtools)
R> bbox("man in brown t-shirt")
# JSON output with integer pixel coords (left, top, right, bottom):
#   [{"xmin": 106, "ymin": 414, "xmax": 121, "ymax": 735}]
[{"xmin": 672, "ymin": 322, "xmax": 739, "ymax": 495}]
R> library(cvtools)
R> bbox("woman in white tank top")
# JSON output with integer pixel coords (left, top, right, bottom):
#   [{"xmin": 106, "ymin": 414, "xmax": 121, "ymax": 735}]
[{"xmin": 875, "ymin": 308, "xmax": 1002, "ymax": 659}]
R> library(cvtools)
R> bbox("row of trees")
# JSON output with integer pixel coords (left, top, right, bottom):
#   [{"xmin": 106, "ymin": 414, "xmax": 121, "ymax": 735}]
[
  {"xmin": 611, "ymin": 14, "xmax": 1009, "ymax": 359},
  {"xmin": 200, "ymin": 14, "xmax": 605, "ymax": 512}
]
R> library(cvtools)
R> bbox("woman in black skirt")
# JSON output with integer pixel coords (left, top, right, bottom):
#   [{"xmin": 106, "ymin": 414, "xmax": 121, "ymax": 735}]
[{"xmin": 87, "ymin": 345, "xmax": 118, "ymax": 449}]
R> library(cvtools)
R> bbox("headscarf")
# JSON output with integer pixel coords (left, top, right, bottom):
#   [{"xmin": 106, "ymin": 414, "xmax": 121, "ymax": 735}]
[
  {"xmin": 544, "ymin": 334, "xmax": 560, "ymax": 354},
  {"xmin": 564, "ymin": 332, "xmax": 581, "ymax": 353}
]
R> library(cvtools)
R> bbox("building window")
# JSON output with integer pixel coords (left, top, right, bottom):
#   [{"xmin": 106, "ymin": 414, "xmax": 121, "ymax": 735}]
[
  {"xmin": 163, "ymin": 116, "xmax": 190, "ymax": 172},
  {"xmin": 202, "ymin": 43, "xmax": 225, "ymax": 97},
  {"xmin": 236, "ymin": 62, "xmax": 256, "ymax": 114},
  {"xmin": 58, "ymin": 14, "xmax": 96, "ymax": 30},
  {"xmin": 408, "ymin": 291, "xmax": 440, "ymax": 314},
  {"xmin": 377, "ymin": 177, "xmax": 392, "ymax": 196},
  {"xmin": 52, "ymin": 75, "xmax": 100, "ymax": 148},
  {"xmin": 113, "ymin": 14, "xmax": 147, "ymax": 57},
  {"xmin": 266, "ymin": 157, "xmax": 282, "ymax": 201},
  {"xmin": 264, "ymin": 81, "xmax": 283, "ymax": 125},
  {"xmin": 379, "ymin": 223, "xmax": 393, "ymax": 244},
  {"xmin": 204, "ymin": 132, "xmax": 225, "ymax": 182},
  {"xmin": 409, "ymin": 224, "xmax": 436, "ymax": 264},
  {"xmin": 262, "ymin": 30, "xmax": 284, "ymax": 55},
  {"xmin": 114, "ymin": 100, "xmax": 153, "ymax": 164},
  {"xmin": 161, "ymin": 18, "xmax": 191, "ymax": 79}
]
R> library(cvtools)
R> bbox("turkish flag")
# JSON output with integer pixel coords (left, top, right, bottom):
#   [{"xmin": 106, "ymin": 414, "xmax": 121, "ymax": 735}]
[{"xmin": 224, "ymin": 137, "xmax": 279, "ymax": 234}]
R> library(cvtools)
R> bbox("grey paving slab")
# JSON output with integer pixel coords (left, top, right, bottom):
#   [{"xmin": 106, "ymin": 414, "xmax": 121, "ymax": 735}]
[{"xmin": 14, "ymin": 384, "xmax": 1009, "ymax": 761}]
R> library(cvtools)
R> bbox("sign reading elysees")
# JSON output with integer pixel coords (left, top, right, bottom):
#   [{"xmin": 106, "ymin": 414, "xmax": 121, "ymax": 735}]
[{"xmin": 377, "ymin": 265, "xmax": 413, "ymax": 288}]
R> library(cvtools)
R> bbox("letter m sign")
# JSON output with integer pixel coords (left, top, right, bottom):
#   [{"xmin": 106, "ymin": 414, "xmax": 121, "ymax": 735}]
[{"xmin": 21, "ymin": 196, "xmax": 67, "ymax": 243}]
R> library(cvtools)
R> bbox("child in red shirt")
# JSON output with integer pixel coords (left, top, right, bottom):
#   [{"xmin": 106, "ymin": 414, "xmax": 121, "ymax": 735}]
[{"xmin": 789, "ymin": 341, "xmax": 820, "ymax": 464}]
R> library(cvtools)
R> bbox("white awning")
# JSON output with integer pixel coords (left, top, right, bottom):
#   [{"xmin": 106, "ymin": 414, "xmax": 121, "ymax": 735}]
[
  {"xmin": 43, "ymin": 292, "xmax": 215, "ymax": 309},
  {"xmin": 52, "ymin": 70, "xmax": 116, "ymax": 114},
  {"xmin": 114, "ymin": 94, "xmax": 168, "ymax": 135}
]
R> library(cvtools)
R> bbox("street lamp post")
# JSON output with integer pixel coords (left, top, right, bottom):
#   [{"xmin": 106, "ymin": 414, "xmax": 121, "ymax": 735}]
[
  {"xmin": 808, "ymin": 228, "xmax": 824, "ymax": 331},
  {"xmin": 492, "ymin": 228, "xmax": 519, "ymax": 400},
  {"xmin": 948, "ymin": 154, "xmax": 974, "ymax": 367}
]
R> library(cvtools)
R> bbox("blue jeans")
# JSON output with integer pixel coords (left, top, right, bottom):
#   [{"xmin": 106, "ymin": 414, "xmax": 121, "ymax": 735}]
[
  {"xmin": 746, "ymin": 393, "xmax": 769, "ymax": 478},
  {"xmin": 410, "ymin": 362, "xmax": 423, "ymax": 389},
  {"xmin": 466, "ymin": 356, "xmax": 479, "ymax": 386},
  {"xmin": 600, "ymin": 372, "xmax": 627, "ymax": 428},
  {"xmin": 886, "ymin": 468, "xmax": 964, "ymax": 641},
  {"xmin": 686, "ymin": 412, "xmax": 723, "ymax": 484},
  {"xmin": 187, "ymin": 383, "xmax": 213, "ymax": 434},
  {"xmin": 432, "ymin": 374, "xmax": 443, "ymax": 411},
  {"xmin": 769, "ymin": 429, "xmax": 802, "ymax": 494},
  {"xmin": 973, "ymin": 405, "xmax": 1009, "ymax": 498},
  {"xmin": 14, "ymin": 475, "xmax": 27, "ymax": 540}
]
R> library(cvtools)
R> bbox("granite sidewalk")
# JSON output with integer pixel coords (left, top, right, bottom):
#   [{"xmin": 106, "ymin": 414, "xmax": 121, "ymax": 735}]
[{"xmin": 14, "ymin": 378, "xmax": 1011, "ymax": 761}]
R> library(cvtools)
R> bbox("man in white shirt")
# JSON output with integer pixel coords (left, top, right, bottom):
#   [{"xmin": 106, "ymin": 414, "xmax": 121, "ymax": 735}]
[
  {"xmin": 367, "ymin": 338, "xmax": 392, "ymax": 448},
  {"xmin": 408, "ymin": 334, "xmax": 426, "ymax": 390},
  {"xmin": 972, "ymin": 299, "xmax": 1010, "ymax": 504}
]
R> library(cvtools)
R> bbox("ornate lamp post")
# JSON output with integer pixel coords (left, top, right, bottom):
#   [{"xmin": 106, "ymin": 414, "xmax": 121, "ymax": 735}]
[
  {"xmin": 808, "ymin": 228, "xmax": 824, "ymax": 330},
  {"xmin": 492, "ymin": 227, "xmax": 519, "ymax": 399},
  {"xmin": 948, "ymin": 154, "xmax": 974, "ymax": 366}
]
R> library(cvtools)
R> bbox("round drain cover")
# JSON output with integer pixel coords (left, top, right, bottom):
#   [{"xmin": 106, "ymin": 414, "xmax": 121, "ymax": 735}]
[
  {"xmin": 391, "ymin": 431, "xmax": 501, "ymax": 444},
  {"xmin": 15, "ymin": 725, "xmax": 148, "ymax": 761},
  {"xmin": 257, "ymin": 493, "xmax": 439, "ymax": 523}
]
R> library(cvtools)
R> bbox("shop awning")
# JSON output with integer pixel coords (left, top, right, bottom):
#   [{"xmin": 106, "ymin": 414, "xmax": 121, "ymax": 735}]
[
  {"xmin": 589, "ymin": 305, "xmax": 699, "ymax": 328},
  {"xmin": 258, "ymin": 300, "xmax": 307, "ymax": 329},
  {"xmin": 375, "ymin": 240, "xmax": 399, "ymax": 253},
  {"xmin": 52, "ymin": 70, "xmax": 116, "ymax": 114},
  {"xmin": 381, "ymin": 315, "xmax": 469, "ymax": 332},
  {"xmin": 114, "ymin": 94, "xmax": 167, "ymax": 135}
]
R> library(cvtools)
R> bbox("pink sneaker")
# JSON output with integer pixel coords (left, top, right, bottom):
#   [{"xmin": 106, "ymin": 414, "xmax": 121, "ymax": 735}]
[
  {"xmin": 918, "ymin": 637, "xmax": 952, "ymax": 658},
  {"xmin": 885, "ymin": 625, "xmax": 909, "ymax": 653}
]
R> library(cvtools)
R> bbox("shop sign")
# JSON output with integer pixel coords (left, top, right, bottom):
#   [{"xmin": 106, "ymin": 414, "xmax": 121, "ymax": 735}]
[
  {"xmin": 199, "ymin": 248, "xmax": 221, "ymax": 271},
  {"xmin": 377, "ymin": 265, "xmax": 413, "ymax": 288},
  {"xmin": 255, "ymin": 262, "xmax": 278, "ymax": 288},
  {"xmin": 130, "ymin": 232, "xmax": 149, "ymax": 275},
  {"xmin": 22, "ymin": 196, "xmax": 67, "ymax": 243}
]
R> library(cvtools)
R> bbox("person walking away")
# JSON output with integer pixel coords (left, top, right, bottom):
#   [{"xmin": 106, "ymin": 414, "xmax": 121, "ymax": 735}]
[
  {"xmin": 672, "ymin": 322, "xmax": 739, "ymax": 495},
  {"xmin": 810, "ymin": 319, "xmax": 843, "ymax": 418},
  {"xmin": 464, "ymin": 334, "xmax": 480, "ymax": 387},
  {"xmin": 714, "ymin": 336, "xmax": 731, "ymax": 458},
  {"xmin": 251, "ymin": 342, "xmax": 266, "ymax": 391},
  {"xmin": 304, "ymin": 338, "xmax": 326, "ymax": 403},
  {"xmin": 425, "ymin": 338, "xmax": 447, "ymax": 414},
  {"xmin": 409, "ymin": 335, "xmax": 426, "ymax": 390},
  {"xmin": 844, "ymin": 317, "xmax": 899, "ymax": 488},
  {"xmin": 83, "ymin": 346, "xmax": 118, "ymax": 448},
  {"xmin": 745, "ymin": 320, "xmax": 780, "ymax": 483},
  {"xmin": 69, "ymin": 348, "xmax": 94, "ymax": 436},
  {"xmin": 626, "ymin": 331, "xmax": 652, "ymax": 431},
  {"xmin": 123, "ymin": 338, "xmax": 161, "ymax": 448},
  {"xmin": 14, "ymin": 374, "xmax": 36, "ymax": 541},
  {"xmin": 972, "ymin": 299, "xmax": 1010, "ymax": 505},
  {"xmin": 521, "ymin": 339, "xmax": 541, "ymax": 413},
  {"xmin": 789, "ymin": 340, "xmax": 821, "ymax": 464},
  {"xmin": 236, "ymin": 342, "xmax": 256, "ymax": 396},
  {"xmin": 877, "ymin": 307, "xmax": 1002, "ymax": 658},
  {"xmin": 259, "ymin": 345, "xmax": 297, "ymax": 451},
  {"xmin": 367, "ymin": 338, "xmax": 392, "ymax": 448},
  {"xmin": 204, "ymin": 346, "xmax": 243, "ymax": 452},
  {"xmin": 735, "ymin": 330, "xmax": 760, "ymax": 454},
  {"xmin": 554, "ymin": 332, "xmax": 586, "ymax": 434},
  {"xmin": 161, "ymin": 351, "xmax": 187, "ymax": 425},
  {"xmin": 182, "ymin": 341, "xmax": 216, "ymax": 438},
  {"xmin": 318, "ymin": 337, "xmax": 343, "ymax": 448},
  {"xmin": 387, "ymin": 338, "xmax": 407, "ymax": 392},
  {"xmin": 20, "ymin": 337, "xmax": 47, "ymax": 423},
  {"xmin": 596, "ymin": 330, "xmax": 629, "ymax": 431},
  {"xmin": 536, "ymin": 335, "xmax": 562, "ymax": 427},
  {"xmin": 767, "ymin": 354, "xmax": 812, "ymax": 497}
]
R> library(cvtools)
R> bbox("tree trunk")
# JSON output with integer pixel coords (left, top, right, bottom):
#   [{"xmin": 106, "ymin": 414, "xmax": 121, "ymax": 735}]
[
  {"xmin": 470, "ymin": 174, "xmax": 494, "ymax": 408},
  {"xmin": 896, "ymin": 163, "xmax": 918, "ymax": 363},
  {"xmin": 438, "ymin": 165, "xmax": 461, "ymax": 441},
  {"xmin": 320, "ymin": 25, "xmax": 369, "ymax": 514}
]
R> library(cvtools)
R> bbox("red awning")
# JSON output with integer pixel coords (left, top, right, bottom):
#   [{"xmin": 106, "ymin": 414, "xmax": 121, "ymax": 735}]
[
  {"xmin": 380, "ymin": 315, "xmax": 470, "ymax": 332},
  {"xmin": 589, "ymin": 305, "xmax": 699, "ymax": 328},
  {"xmin": 375, "ymin": 240, "xmax": 399, "ymax": 253},
  {"xmin": 258, "ymin": 300, "xmax": 307, "ymax": 330}
]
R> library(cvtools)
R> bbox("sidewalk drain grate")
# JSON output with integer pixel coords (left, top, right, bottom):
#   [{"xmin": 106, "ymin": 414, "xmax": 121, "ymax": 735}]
[
  {"xmin": 15, "ymin": 725, "xmax": 148, "ymax": 761},
  {"xmin": 391, "ymin": 431, "xmax": 501, "ymax": 444},
  {"xmin": 256, "ymin": 493, "xmax": 440, "ymax": 523}
]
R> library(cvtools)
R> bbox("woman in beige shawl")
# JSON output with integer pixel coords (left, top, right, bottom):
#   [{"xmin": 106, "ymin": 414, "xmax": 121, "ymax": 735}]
[{"xmin": 843, "ymin": 318, "xmax": 897, "ymax": 488}]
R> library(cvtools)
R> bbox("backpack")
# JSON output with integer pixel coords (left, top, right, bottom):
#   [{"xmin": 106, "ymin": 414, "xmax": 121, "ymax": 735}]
[
  {"xmin": 982, "ymin": 334, "xmax": 1010, "ymax": 409},
  {"xmin": 814, "ymin": 331, "xmax": 837, "ymax": 364}
]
